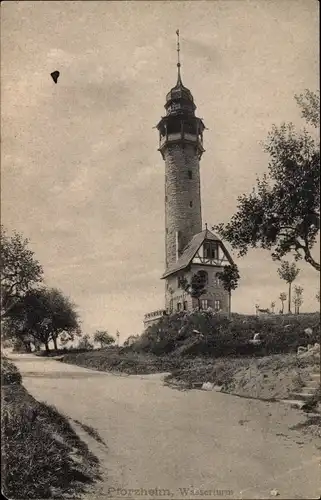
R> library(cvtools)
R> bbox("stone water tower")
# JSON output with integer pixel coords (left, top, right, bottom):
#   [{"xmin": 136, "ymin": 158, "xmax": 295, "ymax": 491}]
[
  {"xmin": 156, "ymin": 31, "xmax": 206, "ymax": 270},
  {"xmin": 143, "ymin": 31, "xmax": 234, "ymax": 327}
]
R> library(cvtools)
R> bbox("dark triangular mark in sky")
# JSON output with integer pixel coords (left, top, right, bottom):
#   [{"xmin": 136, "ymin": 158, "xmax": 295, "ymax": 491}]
[{"xmin": 50, "ymin": 71, "xmax": 60, "ymax": 84}]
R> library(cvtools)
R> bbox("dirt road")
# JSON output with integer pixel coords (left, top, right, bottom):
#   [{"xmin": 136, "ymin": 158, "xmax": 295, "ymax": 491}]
[{"xmin": 10, "ymin": 353, "xmax": 320, "ymax": 499}]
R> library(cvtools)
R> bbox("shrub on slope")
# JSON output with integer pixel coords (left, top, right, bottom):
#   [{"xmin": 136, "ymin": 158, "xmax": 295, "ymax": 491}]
[
  {"xmin": 1, "ymin": 356, "xmax": 22, "ymax": 385},
  {"xmin": 133, "ymin": 311, "xmax": 320, "ymax": 357}
]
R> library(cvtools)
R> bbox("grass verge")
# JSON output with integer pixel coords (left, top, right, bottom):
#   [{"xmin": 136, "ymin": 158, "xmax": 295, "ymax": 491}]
[
  {"xmin": 1, "ymin": 356, "xmax": 101, "ymax": 499},
  {"xmin": 62, "ymin": 348, "xmax": 319, "ymax": 401},
  {"xmin": 62, "ymin": 349, "xmax": 180, "ymax": 375}
]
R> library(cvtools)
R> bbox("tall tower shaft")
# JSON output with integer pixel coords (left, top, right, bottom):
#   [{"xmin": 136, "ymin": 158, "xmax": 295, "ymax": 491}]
[
  {"xmin": 144, "ymin": 31, "xmax": 235, "ymax": 327},
  {"xmin": 156, "ymin": 31, "xmax": 205, "ymax": 270}
]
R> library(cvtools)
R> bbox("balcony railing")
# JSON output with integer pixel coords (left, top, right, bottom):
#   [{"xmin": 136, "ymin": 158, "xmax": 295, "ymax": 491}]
[
  {"xmin": 159, "ymin": 133, "xmax": 202, "ymax": 148},
  {"xmin": 144, "ymin": 309, "xmax": 167, "ymax": 321}
]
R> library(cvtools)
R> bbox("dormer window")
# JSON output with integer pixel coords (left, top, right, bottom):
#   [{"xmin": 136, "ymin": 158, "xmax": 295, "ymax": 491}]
[{"xmin": 204, "ymin": 241, "xmax": 218, "ymax": 259}]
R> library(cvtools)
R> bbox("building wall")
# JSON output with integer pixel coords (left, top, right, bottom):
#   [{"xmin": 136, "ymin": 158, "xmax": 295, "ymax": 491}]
[
  {"xmin": 164, "ymin": 143, "xmax": 202, "ymax": 268},
  {"xmin": 165, "ymin": 264, "xmax": 229, "ymax": 313},
  {"xmin": 143, "ymin": 310, "xmax": 167, "ymax": 329}
]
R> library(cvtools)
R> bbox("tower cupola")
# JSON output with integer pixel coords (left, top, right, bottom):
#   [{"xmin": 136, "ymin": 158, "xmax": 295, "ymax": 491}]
[
  {"xmin": 165, "ymin": 29, "xmax": 195, "ymax": 114},
  {"xmin": 156, "ymin": 30, "xmax": 205, "ymax": 160},
  {"xmin": 165, "ymin": 68, "xmax": 196, "ymax": 116}
]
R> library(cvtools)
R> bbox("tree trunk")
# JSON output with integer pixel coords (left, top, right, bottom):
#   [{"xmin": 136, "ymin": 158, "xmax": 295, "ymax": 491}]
[
  {"xmin": 281, "ymin": 301, "xmax": 284, "ymax": 314},
  {"xmin": 228, "ymin": 291, "xmax": 231, "ymax": 316},
  {"xmin": 303, "ymin": 247, "xmax": 320, "ymax": 271},
  {"xmin": 25, "ymin": 342, "xmax": 32, "ymax": 353},
  {"xmin": 288, "ymin": 283, "xmax": 292, "ymax": 313},
  {"xmin": 44, "ymin": 342, "xmax": 50, "ymax": 352},
  {"xmin": 53, "ymin": 336, "xmax": 58, "ymax": 350}
]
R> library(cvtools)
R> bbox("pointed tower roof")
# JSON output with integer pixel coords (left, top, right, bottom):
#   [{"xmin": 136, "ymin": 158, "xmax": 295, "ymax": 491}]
[{"xmin": 165, "ymin": 30, "xmax": 196, "ymax": 114}]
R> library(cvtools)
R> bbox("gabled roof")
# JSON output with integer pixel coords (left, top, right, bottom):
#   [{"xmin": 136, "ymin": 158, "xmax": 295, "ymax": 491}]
[{"xmin": 161, "ymin": 229, "xmax": 234, "ymax": 279}]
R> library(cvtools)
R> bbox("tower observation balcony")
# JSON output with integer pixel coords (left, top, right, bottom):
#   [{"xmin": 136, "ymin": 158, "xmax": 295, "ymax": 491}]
[
  {"xmin": 158, "ymin": 126, "xmax": 205, "ymax": 159},
  {"xmin": 159, "ymin": 131, "xmax": 204, "ymax": 148}
]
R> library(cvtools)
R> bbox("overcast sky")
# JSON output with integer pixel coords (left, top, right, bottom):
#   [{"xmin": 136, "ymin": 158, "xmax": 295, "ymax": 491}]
[{"xmin": 1, "ymin": 0, "xmax": 319, "ymax": 341}]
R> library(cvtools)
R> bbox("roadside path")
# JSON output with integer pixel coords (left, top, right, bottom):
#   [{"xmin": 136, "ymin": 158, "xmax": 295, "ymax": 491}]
[{"xmin": 10, "ymin": 353, "xmax": 320, "ymax": 500}]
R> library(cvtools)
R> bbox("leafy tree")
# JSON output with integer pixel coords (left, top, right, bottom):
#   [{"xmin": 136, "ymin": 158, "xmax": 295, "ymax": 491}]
[
  {"xmin": 45, "ymin": 288, "xmax": 80, "ymax": 350},
  {"xmin": 59, "ymin": 333, "xmax": 70, "ymax": 347},
  {"xmin": 279, "ymin": 292, "xmax": 287, "ymax": 314},
  {"xmin": 3, "ymin": 287, "xmax": 80, "ymax": 351},
  {"xmin": 2, "ymin": 314, "xmax": 27, "ymax": 352},
  {"xmin": 168, "ymin": 287, "xmax": 174, "ymax": 314},
  {"xmin": 77, "ymin": 334, "xmax": 94, "ymax": 350},
  {"xmin": 190, "ymin": 272, "xmax": 208, "ymax": 310},
  {"xmin": 316, "ymin": 290, "xmax": 320, "ymax": 303},
  {"xmin": 116, "ymin": 330, "xmax": 120, "ymax": 346},
  {"xmin": 179, "ymin": 272, "xmax": 208, "ymax": 310},
  {"xmin": 270, "ymin": 301, "xmax": 276, "ymax": 314},
  {"xmin": 293, "ymin": 285, "xmax": 304, "ymax": 314},
  {"xmin": 294, "ymin": 89, "xmax": 320, "ymax": 128},
  {"xmin": 123, "ymin": 334, "xmax": 140, "ymax": 346},
  {"xmin": 93, "ymin": 330, "xmax": 115, "ymax": 348},
  {"xmin": 216, "ymin": 264, "xmax": 240, "ymax": 315},
  {"xmin": 0, "ymin": 226, "xmax": 43, "ymax": 318},
  {"xmin": 214, "ymin": 91, "xmax": 320, "ymax": 271},
  {"xmin": 1, "ymin": 319, "xmax": 33, "ymax": 352},
  {"xmin": 277, "ymin": 261, "xmax": 300, "ymax": 313}
]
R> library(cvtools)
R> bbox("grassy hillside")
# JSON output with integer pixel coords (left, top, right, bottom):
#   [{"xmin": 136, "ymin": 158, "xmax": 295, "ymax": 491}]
[
  {"xmin": 165, "ymin": 353, "xmax": 319, "ymax": 398},
  {"xmin": 61, "ymin": 348, "xmax": 319, "ymax": 400},
  {"xmin": 61, "ymin": 312, "xmax": 319, "ymax": 403},
  {"xmin": 135, "ymin": 311, "xmax": 320, "ymax": 357}
]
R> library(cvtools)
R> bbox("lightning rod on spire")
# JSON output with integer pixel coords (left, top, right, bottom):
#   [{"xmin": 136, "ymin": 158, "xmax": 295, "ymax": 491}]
[{"xmin": 176, "ymin": 29, "xmax": 182, "ymax": 83}]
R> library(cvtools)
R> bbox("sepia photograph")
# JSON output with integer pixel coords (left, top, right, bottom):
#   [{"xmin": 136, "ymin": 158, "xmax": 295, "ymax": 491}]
[{"xmin": 1, "ymin": 1, "xmax": 320, "ymax": 499}]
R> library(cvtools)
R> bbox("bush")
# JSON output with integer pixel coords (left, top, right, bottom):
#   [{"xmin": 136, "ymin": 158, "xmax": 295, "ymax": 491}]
[{"xmin": 1, "ymin": 357, "xmax": 22, "ymax": 385}]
